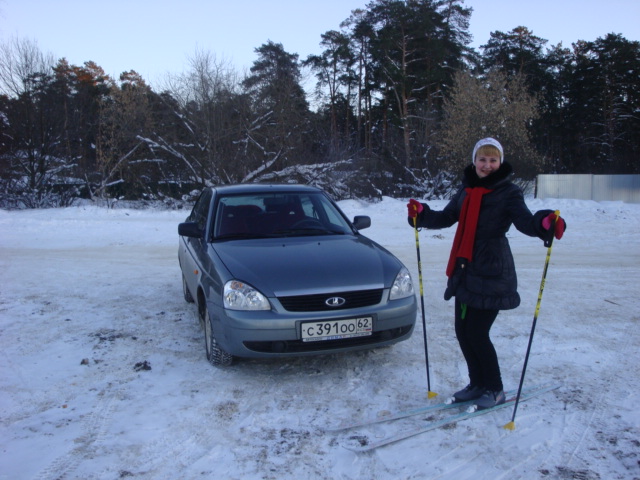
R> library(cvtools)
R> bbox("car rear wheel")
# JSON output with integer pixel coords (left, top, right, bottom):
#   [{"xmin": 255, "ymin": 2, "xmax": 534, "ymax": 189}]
[
  {"xmin": 202, "ymin": 305, "xmax": 233, "ymax": 367},
  {"xmin": 182, "ymin": 274, "xmax": 195, "ymax": 303}
]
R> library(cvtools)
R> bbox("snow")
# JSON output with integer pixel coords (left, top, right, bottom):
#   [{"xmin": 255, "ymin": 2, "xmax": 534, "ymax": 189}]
[{"xmin": 1, "ymin": 197, "xmax": 639, "ymax": 480}]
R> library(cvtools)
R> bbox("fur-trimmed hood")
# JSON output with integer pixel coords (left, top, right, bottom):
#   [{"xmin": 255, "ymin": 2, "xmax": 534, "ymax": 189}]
[{"xmin": 462, "ymin": 161, "xmax": 513, "ymax": 189}]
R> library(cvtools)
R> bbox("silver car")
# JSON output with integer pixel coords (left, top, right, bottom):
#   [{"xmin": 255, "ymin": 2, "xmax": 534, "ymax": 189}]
[{"xmin": 178, "ymin": 184, "xmax": 417, "ymax": 366}]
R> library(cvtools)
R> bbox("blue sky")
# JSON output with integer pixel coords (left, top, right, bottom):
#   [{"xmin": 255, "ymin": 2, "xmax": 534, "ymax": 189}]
[{"xmin": 1, "ymin": 0, "xmax": 638, "ymax": 88}]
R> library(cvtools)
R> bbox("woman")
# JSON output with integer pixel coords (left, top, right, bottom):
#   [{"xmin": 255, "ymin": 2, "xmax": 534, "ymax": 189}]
[{"xmin": 407, "ymin": 137, "xmax": 565, "ymax": 409}]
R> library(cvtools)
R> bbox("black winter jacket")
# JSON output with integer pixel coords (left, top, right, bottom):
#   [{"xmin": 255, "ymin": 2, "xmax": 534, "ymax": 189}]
[{"xmin": 410, "ymin": 162, "xmax": 552, "ymax": 311}]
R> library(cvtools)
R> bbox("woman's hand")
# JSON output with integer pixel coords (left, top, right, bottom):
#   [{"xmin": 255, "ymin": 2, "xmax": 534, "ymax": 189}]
[
  {"xmin": 407, "ymin": 199, "xmax": 424, "ymax": 218},
  {"xmin": 542, "ymin": 212, "xmax": 566, "ymax": 239}
]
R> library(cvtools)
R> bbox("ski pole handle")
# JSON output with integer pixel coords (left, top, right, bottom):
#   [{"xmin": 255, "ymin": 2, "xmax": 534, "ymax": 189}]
[{"xmin": 543, "ymin": 210, "xmax": 561, "ymax": 248}]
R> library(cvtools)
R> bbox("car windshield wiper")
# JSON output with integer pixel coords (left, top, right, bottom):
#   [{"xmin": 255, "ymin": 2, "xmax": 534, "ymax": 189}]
[
  {"xmin": 214, "ymin": 233, "xmax": 277, "ymax": 240},
  {"xmin": 215, "ymin": 228, "xmax": 348, "ymax": 240},
  {"xmin": 275, "ymin": 227, "xmax": 347, "ymax": 236}
]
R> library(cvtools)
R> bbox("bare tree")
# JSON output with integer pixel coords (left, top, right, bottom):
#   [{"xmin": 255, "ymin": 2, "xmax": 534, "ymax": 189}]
[
  {"xmin": 155, "ymin": 49, "xmax": 242, "ymax": 184},
  {"xmin": 0, "ymin": 36, "xmax": 54, "ymax": 98},
  {"xmin": 0, "ymin": 37, "xmax": 72, "ymax": 207},
  {"xmin": 439, "ymin": 70, "xmax": 542, "ymax": 179}
]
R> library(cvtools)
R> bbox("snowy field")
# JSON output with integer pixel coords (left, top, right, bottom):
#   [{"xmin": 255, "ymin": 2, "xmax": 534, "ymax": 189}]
[{"xmin": 1, "ymin": 196, "xmax": 639, "ymax": 480}]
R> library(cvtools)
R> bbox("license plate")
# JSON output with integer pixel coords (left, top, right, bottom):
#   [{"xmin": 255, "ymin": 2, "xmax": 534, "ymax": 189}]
[{"xmin": 301, "ymin": 317, "xmax": 373, "ymax": 342}]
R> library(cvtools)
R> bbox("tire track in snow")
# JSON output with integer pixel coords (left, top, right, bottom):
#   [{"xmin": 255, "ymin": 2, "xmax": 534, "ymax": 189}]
[
  {"xmin": 532, "ymin": 309, "xmax": 638, "ymax": 479},
  {"xmin": 28, "ymin": 298, "xmax": 193, "ymax": 479},
  {"xmin": 32, "ymin": 392, "xmax": 119, "ymax": 480}
]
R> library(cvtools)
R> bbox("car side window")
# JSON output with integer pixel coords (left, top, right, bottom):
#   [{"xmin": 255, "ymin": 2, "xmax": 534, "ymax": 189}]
[{"xmin": 191, "ymin": 189, "xmax": 212, "ymax": 230}]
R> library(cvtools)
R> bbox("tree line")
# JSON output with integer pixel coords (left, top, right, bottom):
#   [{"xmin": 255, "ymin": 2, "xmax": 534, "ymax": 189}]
[{"xmin": 1, "ymin": 0, "xmax": 639, "ymax": 208}]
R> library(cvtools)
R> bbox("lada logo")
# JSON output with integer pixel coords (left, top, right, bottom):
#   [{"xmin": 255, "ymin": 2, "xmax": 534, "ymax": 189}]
[{"xmin": 325, "ymin": 296, "xmax": 346, "ymax": 307}]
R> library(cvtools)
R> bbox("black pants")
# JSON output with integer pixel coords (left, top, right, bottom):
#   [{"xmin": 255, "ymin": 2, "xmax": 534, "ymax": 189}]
[{"xmin": 454, "ymin": 300, "xmax": 503, "ymax": 391}]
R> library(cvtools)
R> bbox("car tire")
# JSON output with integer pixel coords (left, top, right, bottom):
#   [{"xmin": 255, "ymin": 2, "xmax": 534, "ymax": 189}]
[
  {"xmin": 182, "ymin": 275, "xmax": 195, "ymax": 303},
  {"xmin": 202, "ymin": 305, "xmax": 233, "ymax": 367}
]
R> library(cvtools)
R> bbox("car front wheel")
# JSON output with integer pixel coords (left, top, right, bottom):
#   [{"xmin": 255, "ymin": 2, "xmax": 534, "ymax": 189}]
[{"xmin": 202, "ymin": 306, "xmax": 233, "ymax": 367}]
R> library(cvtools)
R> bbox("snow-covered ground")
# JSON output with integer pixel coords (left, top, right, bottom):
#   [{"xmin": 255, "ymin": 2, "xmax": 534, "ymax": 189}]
[{"xmin": 1, "ymin": 196, "xmax": 639, "ymax": 480}]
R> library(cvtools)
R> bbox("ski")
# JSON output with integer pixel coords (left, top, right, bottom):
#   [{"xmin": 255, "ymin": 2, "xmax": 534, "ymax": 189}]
[
  {"xmin": 323, "ymin": 383, "xmax": 553, "ymax": 432},
  {"xmin": 323, "ymin": 396, "xmax": 476, "ymax": 432},
  {"xmin": 342, "ymin": 383, "xmax": 561, "ymax": 452}
]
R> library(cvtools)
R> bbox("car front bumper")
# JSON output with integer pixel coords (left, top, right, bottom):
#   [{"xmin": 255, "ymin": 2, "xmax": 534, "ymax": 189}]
[{"xmin": 207, "ymin": 292, "xmax": 417, "ymax": 358}]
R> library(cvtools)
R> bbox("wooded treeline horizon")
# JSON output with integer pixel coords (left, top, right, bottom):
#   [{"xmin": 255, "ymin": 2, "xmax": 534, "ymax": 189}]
[{"xmin": 1, "ymin": 0, "xmax": 639, "ymax": 208}]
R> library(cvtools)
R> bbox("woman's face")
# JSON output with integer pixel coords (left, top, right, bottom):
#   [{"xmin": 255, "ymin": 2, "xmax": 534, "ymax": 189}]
[{"xmin": 474, "ymin": 154, "xmax": 501, "ymax": 178}]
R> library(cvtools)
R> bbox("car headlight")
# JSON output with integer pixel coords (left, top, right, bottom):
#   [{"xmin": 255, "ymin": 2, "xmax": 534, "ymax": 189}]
[
  {"xmin": 389, "ymin": 267, "xmax": 414, "ymax": 300},
  {"xmin": 224, "ymin": 280, "xmax": 271, "ymax": 310}
]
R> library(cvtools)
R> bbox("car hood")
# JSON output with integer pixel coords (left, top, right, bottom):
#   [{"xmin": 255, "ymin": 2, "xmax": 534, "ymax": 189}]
[{"xmin": 213, "ymin": 235, "xmax": 401, "ymax": 296}]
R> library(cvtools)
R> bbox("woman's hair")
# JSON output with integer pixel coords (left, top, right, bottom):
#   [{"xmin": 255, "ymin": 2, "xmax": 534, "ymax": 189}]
[
  {"xmin": 472, "ymin": 137, "xmax": 504, "ymax": 164},
  {"xmin": 475, "ymin": 144, "xmax": 501, "ymax": 161}
]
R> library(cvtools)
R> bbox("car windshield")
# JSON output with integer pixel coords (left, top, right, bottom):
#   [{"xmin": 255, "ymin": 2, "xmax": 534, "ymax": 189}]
[{"xmin": 213, "ymin": 192, "xmax": 353, "ymax": 240}]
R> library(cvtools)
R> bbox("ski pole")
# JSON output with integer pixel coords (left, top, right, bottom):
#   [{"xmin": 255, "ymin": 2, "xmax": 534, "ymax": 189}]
[
  {"xmin": 413, "ymin": 216, "xmax": 437, "ymax": 399},
  {"xmin": 504, "ymin": 210, "xmax": 560, "ymax": 430}
]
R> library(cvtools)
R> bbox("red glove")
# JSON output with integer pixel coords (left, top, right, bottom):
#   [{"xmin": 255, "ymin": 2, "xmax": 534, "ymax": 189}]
[
  {"xmin": 407, "ymin": 199, "xmax": 424, "ymax": 218},
  {"xmin": 542, "ymin": 212, "xmax": 565, "ymax": 240}
]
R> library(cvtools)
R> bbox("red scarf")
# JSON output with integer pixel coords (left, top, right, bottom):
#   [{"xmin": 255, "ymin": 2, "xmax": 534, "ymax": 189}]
[{"xmin": 446, "ymin": 187, "xmax": 492, "ymax": 277}]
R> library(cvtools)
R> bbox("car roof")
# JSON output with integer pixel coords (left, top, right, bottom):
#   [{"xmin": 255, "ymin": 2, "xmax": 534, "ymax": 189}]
[{"xmin": 210, "ymin": 184, "xmax": 323, "ymax": 195}]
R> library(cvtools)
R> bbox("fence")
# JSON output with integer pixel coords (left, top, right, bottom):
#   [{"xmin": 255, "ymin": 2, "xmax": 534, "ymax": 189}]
[{"xmin": 536, "ymin": 174, "xmax": 640, "ymax": 203}]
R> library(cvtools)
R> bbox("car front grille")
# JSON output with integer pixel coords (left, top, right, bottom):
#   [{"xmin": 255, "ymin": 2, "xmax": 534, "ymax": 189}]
[{"xmin": 278, "ymin": 289, "xmax": 384, "ymax": 312}]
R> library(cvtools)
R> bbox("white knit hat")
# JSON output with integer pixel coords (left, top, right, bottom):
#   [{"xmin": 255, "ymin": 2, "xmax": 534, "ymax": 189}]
[{"xmin": 472, "ymin": 137, "xmax": 504, "ymax": 164}]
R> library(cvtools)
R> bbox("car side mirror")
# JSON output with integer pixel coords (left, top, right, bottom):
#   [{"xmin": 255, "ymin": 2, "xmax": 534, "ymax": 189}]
[
  {"xmin": 178, "ymin": 222, "xmax": 203, "ymax": 238},
  {"xmin": 352, "ymin": 215, "xmax": 371, "ymax": 230}
]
